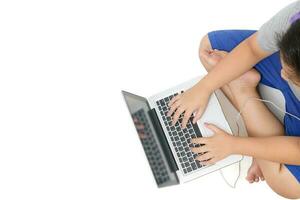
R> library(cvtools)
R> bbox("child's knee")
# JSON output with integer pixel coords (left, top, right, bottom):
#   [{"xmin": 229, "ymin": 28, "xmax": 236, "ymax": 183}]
[
  {"xmin": 198, "ymin": 34, "xmax": 213, "ymax": 71},
  {"xmin": 257, "ymin": 161, "xmax": 300, "ymax": 199},
  {"xmin": 198, "ymin": 34, "xmax": 212, "ymax": 59}
]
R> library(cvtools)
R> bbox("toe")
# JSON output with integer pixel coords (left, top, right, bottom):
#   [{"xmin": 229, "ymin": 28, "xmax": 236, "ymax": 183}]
[
  {"xmin": 255, "ymin": 164, "xmax": 265, "ymax": 181},
  {"xmin": 246, "ymin": 173, "xmax": 255, "ymax": 183}
]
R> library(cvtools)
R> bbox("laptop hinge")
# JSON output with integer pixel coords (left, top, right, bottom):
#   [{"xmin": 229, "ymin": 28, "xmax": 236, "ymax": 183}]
[{"xmin": 148, "ymin": 108, "xmax": 178, "ymax": 172}]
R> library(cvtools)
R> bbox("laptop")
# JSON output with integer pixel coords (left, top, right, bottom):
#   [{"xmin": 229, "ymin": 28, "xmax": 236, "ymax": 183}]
[{"xmin": 122, "ymin": 76, "xmax": 242, "ymax": 187}]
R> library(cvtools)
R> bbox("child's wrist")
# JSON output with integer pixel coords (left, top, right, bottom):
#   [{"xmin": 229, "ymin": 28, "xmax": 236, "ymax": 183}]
[
  {"xmin": 230, "ymin": 136, "xmax": 243, "ymax": 155},
  {"xmin": 196, "ymin": 77, "xmax": 214, "ymax": 94}
]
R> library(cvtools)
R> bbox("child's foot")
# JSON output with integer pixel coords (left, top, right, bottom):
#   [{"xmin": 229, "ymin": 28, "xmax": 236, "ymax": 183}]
[
  {"xmin": 226, "ymin": 68, "xmax": 261, "ymax": 110},
  {"xmin": 205, "ymin": 49, "xmax": 261, "ymax": 91},
  {"xmin": 202, "ymin": 49, "xmax": 261, "ymax": 108},
  {"xmin": 227, "ymin": 68, "xmax": 261, "ymax": 94},
  {"xmin": 246, "ymin": 158, "xmax": 265, "ymax": 183}
]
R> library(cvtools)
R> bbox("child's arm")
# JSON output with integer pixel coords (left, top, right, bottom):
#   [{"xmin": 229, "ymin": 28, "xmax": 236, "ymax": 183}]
[
  {"xmin": 170, "ymin": 1, "xmax": 300, "ymax": 127},
  {"xmin": 191, "ymin": 123, "xmax": 300, "ymax": 165},
  {"xmin": 199, "ymin": 32, "xmax": 270, "ymax": 97},
  {"xmin": 169, "ymin": 32, "xmax": 272, "ymax": 127},
  {"xmin": 232, "ymin": 136, "xmax": 300, "ymax": 165}
]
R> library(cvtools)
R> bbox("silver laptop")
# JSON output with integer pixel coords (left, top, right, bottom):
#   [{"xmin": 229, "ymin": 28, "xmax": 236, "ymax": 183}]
[{"xmin": 122, "ymin": 76, "xmax": 242, "ymax": 187}]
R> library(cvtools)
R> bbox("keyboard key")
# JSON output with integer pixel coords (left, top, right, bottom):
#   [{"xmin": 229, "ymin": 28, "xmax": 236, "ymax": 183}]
[
  {"xmin": 155, "ymin": 92, "xmax": 204, "ymax": 174},
  {"xmin": 191, "ymin": 163, "xmax": 197, "ymax": 170},
  {"xmin": 178, "ymin": 118, "xmax": 183, "ymax": 124},
  {"xmin": 187, "ymin": 123, "xmax": 192, "ymax": 129},
  {"xmin": 196, "ymin": 160, "xmax": 202, "ymax": 168}
]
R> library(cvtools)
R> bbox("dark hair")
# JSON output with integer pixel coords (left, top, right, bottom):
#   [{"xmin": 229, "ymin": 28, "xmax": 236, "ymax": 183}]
[{"xmin": 277, "ymin": 19, "xmax": 300, "ymax": 78}]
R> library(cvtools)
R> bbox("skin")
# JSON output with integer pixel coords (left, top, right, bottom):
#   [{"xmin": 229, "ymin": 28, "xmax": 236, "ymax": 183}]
[
  {"xmin": 167, "ymin": 32, "xmax": 269, "ymax": 128},
  {"xmin": 168, "ymin": 33, "xmax": 300, "ymax": 199}
]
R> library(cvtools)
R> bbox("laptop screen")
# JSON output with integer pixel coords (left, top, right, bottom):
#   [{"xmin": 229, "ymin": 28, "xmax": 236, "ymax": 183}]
[{"xmin": 122, "ymin": 91, "xmax": 177, "ymax": 187}]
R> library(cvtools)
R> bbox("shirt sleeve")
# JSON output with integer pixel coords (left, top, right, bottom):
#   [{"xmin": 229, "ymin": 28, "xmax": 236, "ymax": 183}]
[{"xmin": 257, "ymin": 0, "xmax": 300, "ymax": 53}]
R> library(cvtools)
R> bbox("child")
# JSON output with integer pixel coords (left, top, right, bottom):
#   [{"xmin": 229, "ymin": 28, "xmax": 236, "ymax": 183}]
[{"xmin": 167, "ymin": 1, "xmax": 300, "ymax": 198}]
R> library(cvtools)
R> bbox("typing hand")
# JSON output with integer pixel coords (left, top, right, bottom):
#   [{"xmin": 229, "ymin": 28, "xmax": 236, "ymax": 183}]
[
  {"xmin": 167, "ymin": 81, "xmax": 212, "ymax": 128},
  {"xmin": 190, "ymin": 123, "xmax": 235, "ymax": 165}
]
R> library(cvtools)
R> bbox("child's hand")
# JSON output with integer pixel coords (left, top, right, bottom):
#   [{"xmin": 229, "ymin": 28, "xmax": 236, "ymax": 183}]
[
  {"xmin": 167, "ymin": 82, "xmax": 212, "ymax": 128},
  {"xmin": 167, "ymin": 49, "xmax": 228, "ymax": 128},
  {"xmin": 190, "ymin": 123, "xmax": 235, "ymax": 165}
]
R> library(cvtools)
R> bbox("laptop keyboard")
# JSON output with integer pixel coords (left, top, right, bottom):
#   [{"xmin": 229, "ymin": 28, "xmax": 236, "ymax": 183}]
[
  {"xmin": 156, "ymin": 92, "xmax": 204, "ymax": 174},
  {"xmin": 132, "ymin": 109, "xmax": 170, "ymax": 185}
]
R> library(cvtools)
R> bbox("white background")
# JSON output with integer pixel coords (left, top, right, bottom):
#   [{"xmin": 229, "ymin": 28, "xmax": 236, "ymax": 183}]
[{"xmin": 0, "ymin": 0, "xmax": 291, "ymax": 199}]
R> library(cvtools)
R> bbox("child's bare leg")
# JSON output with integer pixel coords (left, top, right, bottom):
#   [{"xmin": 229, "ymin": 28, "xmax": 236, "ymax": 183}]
[
  {"xmin": 200, "ymin": 35, "xmax": 268, "ymax": 183},
  {"xmin": 199, "ymin": 34, "xmax": 300, "ymax": 199},
  {"xmin": 199, "ymin": 35, "xmax": 236, "ymax": 105},
  {"xmin": 227, "ymin": 68, "xmax": 300, "ymax": 199}
]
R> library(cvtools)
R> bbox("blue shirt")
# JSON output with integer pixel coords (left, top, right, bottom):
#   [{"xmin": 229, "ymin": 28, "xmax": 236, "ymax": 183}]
[{"xmin": 208, "ymin": 29, "xmax": 300, "ymax": 183}]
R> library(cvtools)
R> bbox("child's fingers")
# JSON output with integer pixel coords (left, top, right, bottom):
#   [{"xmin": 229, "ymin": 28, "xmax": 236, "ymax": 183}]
[
  {"xmin": 171, "ymin": 106, "xmax": 185, "ymax": 126},
  {"xmin": 167, "ymin": 100, "xmax": 181, "ymax": 117},
  {"xmin": 181, "ymin": 109, "xmax": 193, "ymax": 128},
  {"xmin": 168, "ymin": 94, "xmax": 181, "ymax": 107},
  {"xmin": 193, "ymin": 108, "xmax": 204, "ymax": 124}
]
